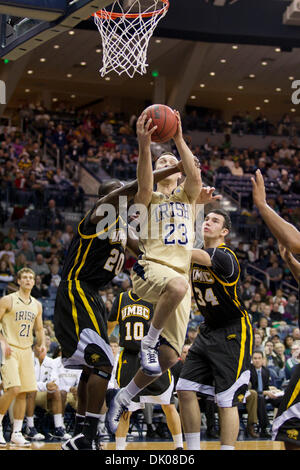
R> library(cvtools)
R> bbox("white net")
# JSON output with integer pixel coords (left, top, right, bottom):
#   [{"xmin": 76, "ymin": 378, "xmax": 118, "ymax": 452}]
[{"xmin": 94, "ymin": 0, "xmax": 169, "ymax": 78}]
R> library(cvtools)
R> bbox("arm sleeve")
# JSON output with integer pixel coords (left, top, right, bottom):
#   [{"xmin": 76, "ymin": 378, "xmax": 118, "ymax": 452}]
[
  {"xmin": 108, "ymin": 295, "xmax": 121, "ymax": 322},
  {"xmin": 204, "ymin": 247, "xmax": 239, "ymax": 283}
]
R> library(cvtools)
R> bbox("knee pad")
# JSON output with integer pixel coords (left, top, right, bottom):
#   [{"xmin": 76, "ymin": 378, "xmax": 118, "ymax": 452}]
[{"xmin": 92, "ymin": 368, "xmax": 111, "ymax": 382}]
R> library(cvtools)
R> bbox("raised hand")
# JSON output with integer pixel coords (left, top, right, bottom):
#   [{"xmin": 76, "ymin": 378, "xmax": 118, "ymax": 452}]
[
  {"xmin": 251, "ymin": 169, "xmax": 267, "ymax": 209},
  {"xmin": 136, "ymin": 113, "xmax": 157, "ymax": 147}
]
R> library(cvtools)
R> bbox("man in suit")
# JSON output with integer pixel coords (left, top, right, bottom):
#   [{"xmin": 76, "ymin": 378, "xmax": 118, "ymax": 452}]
[{"xmin": 250, "ymin": 350, "xmax": 283, "ymax": 438}]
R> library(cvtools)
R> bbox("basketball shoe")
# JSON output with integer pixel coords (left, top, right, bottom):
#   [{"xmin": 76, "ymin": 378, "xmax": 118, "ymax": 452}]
[
  {"xmin": 0, "ymin": 425, "xmax": 7, "ymax": 446},
  {"xmin": 25, "ymin": 426, "xmax": 45, "ymax": 441},
  {"xmin": 62, "ymin": 433, "xmax": 97, "ymax": 450},
  {"xmin": 10, "ymin": 432, "xmax": 31, "ymax": 447},
  {"xmin": 140, "ymin": 337, "xmax": 161, "ymax": 376},
  {"xmin": 106, "ymin": 389, "xmax": 128, "ymax": 434}
]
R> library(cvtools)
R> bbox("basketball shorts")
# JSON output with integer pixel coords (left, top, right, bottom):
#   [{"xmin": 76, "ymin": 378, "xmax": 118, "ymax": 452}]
[
  {"xmin": 176, "ymin": 318, "xmax": 253, "ymax": 408},
  {"xmin": 53, "ymin": 280, "xmax": 114, "ymax": 370},
  {"xmin": 116, "ymin": 349, "xmax": 175, "ymax": 411},
  {"xmin": 132, "ymin": 259, "xmax": 191, "ymax": 355},
  {"xmin": 1, "ymin": 345, "xmax": 37, "ymax": 393},
  {"xmin": 272, "ymin": 364, "xmax": 300, "ymax": 447}
]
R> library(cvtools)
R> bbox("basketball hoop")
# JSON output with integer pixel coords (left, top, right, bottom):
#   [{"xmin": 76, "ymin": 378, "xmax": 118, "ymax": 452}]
[{"xmin": 93, "ymin": 0, "xmax": 169, "ymax": 78}]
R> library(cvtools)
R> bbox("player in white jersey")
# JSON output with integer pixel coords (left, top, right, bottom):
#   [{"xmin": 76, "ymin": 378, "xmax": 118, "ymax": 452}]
[
  {"xmin": 107, "ymin": 110, "xmax": 202, "ymax": 434},
  {"xmin": 0, "ymin": 268, "xmax": 46, "ymax": 447}
]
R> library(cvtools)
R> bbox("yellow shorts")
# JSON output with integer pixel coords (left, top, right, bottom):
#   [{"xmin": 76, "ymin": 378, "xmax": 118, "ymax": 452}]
[
  {"xmin": 132, "ymin": 259, "xmax": 191, "ymax": 355},
  {"xmin": 1, "ymin": 345, "xmax": 37, "ymax": 393}
]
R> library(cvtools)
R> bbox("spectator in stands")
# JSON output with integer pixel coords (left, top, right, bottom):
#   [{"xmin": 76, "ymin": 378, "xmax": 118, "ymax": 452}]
[
  {"xmin": 254, "ymin": 333, "xmax": 265, "ymax": 354},
  {"xmin": 290, "ymin": 172, "xmax": 300, "ymax": 194},
  {"xmin": 292, "ymin": 328, "xmax": 300, "ymax": 341},
  {"xmin": 231, "ymin": 160, "xmax": 244, "ymax": 176},
  {"xmin": 70, "ymin": 181, "xmax": 85, "ymax": 213},
  {"xmin": 283, "ymin": 335, "xmax": 294, "ymax": 359},
  {"xmin": 31, "ymin": 274, "xmax": 49, "ymax": 299},
  {"xmin": 43, "ymin": 264, "xmax": 61, "ymax": 288},
  {"xmin": 284, "ymin": 342, "xmax": 300, "ymax": 380},
  {"xmin": 100, "ymin": 119, "xmax": 113, "ymax": 137},
  {"xmin": 33, "ymin": 231, "xmax": 51, "ymax": 255},
  {"xmin": 266, "ymin": 260, "xmax": 283, "ymax": 294},
  {"xmin": 277, "ymin": 170, "xmax": 293, "ymax": 195},
  {"xmin": 264, "ymin": 340, "xmax": 285, "ymax": 386},
  {"xmin": 30, "ymin": 253, "xmax": 50, "ymax": 277},
  {"xmin": 44, "ymin": 199, "xmax": 65, "ymax": 232},
  {"xmin": 283, "ymin": 294, "xmax": 298, "ymax": 325},
  {"xmin": 0, "ymin": 242, "xmax": 15, "ymax": 264},
  {"xmin": 16, "ymin": 240, "xmax": 36, "ymax": 264},
  {"xmin": 267, "ymin": 162, "xmax": 280, "ymax": 180}
]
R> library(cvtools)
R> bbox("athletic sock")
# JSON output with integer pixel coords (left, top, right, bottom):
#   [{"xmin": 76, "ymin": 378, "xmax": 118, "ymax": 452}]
[
  {"xmin": 73, "ymin": 413, "xmax": 85, "ymax": 436},
  {"xmin": 173, "ymin": 433, "xmax": 183, "ymax": 449},
  {"xmin": 144, "ymin": 324, "xmax": 162, "ymax": 346},
  {"xmin": 83, "ymin": 412, "xmax": 101, "ymax": 442},
  {"xmin": 0, "ymin": 415, "xmax": 4, "ymax": 426},
  {"xmin": 185, "ymin": 432, "xmax": 201, "ymax": 450},
  {"xmin": 115, "ymin": 436, "xmax": 127, "ymax": 450},
  {"xmin": 26, "ymin": 416, "xmax": 34, "ymax": 428},
  {"xmin": 54, "ymin": 413, "xmax": 64, "ymax": 429},
  {"xmin": 12, "ymin": 419, "xmax": 23, "ymax": 434},
  {"xmin": 220, "ymin": 445, "xmax": 235, "ymax": 450},
  {"xmin": 121, "ymin": 379, "xmax": 142, "ymax": 405}
]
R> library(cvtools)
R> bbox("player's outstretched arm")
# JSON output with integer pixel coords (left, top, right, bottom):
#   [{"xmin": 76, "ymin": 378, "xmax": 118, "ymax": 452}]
[
  {"xmin": 251, "ymin": 169, "xmax": 300, "ymax": 253},
  {"xmin": 172, "ymin": 111, "xmax": 202, "ymax": 202},
  {"xmin": 91, "ymin": 163, "xmax": 184, "ymax": 224},
  {"xmin": 278, "ymin": 243, "xmax": 300, "ymax": 283},
  {"xmin": 134, "ymin": 113, "xmax": 157, "ymax": 207}
]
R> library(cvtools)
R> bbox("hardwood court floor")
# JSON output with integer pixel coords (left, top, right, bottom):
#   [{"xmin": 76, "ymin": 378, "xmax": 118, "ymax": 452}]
[{"xmin": 0, "ymin": 440, "xmax": 285, "ymax": 451}]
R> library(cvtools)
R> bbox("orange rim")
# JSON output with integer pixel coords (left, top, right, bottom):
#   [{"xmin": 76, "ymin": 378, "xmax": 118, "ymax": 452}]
[{"xmin": 94, "ymin": 0, "xmax": 169, "ymax": 20}]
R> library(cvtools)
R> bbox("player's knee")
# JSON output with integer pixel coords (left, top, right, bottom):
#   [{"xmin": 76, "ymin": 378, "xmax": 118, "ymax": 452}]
[
  {"xmin": 166, "ymin": 278, "xmax": 189, "ymax": 301},
  {"xmin": 8, "ymin": 386, "xmax": 20, "ymax": 398},
  {"xmin": 177, "ymin": 390, "xmax": 194, "ymax": 402}
]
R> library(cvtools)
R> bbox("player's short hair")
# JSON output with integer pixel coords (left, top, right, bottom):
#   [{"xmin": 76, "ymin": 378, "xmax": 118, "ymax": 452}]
[
  {"xmin": 17, "ymin": 267, "xmax": 35, "ymax": 280},
  {"xmin": 98, "ymin": 179, "xmax": 122, "ymax": 198},
  {"xmin": 206, "ymin": 209, "xmax": 232, "ymax": 232},
  {"xmin": 155, "ymin": 152, "xmax": 178, "ymax": 168}
]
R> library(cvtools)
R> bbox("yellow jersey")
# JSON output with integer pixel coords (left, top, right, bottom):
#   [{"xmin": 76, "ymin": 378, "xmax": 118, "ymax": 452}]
[
  {"xmin": 1, "ymin": 292, "xmax": 40, "ymax": 349},
  {"xmin": 139, "ymin": 185, "xmax": 195, "ymax": 274}
]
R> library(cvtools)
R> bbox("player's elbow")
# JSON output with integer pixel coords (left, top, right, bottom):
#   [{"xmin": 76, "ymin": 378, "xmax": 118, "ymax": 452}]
[{"xmin": 134, "ymin": 189, "xmax": 152, "ymax": 207}]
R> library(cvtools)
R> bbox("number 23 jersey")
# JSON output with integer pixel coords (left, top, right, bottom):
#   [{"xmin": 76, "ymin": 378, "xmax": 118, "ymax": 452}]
[
  {"xmin": 191, "ymin": 244, "xmax": 249, "ymax": 329},
  {"xmin": 61, "ymin": 207, "xmax": 127, "ymax": 290},
  {"xmin": 139, "ymin": 186, "xmax": 195, "ymax": 275}
]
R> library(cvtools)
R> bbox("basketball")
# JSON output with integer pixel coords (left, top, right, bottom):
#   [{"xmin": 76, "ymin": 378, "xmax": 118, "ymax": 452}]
[{"xmin": 143, "ymin": 104, "xmax": 178, "ymax": 143}]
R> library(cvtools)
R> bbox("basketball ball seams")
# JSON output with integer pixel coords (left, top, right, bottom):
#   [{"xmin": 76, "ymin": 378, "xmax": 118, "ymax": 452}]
[
  {"xmin": 144, "ymin": 104, "xmax": 177, "ymax": 143},
  {"xmin": 155, "ymin": 107, "xmax": 167, "ymax": 139}
]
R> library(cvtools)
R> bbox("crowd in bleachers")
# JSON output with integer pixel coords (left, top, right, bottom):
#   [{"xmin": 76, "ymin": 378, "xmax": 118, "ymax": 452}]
[
  {"xmin": 0, "ymin": 103, "xmax": 299, "ymax": 440},
  {"xmin": 183, "ymin": 109, "xmax": 300, "ymax": 137}
]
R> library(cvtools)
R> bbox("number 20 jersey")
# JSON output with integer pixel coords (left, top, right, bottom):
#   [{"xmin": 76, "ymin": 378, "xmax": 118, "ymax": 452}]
[
  {"xmin": 61, "ymin": 206, "xmax": 127, "ymax": 291},
  {"xmin": 138, "ymin": 186, "xmax": 195, "ymax": 275},
  {"xmin": 191, "ymin": 244, "xmax": 249, "ymax": 329}
]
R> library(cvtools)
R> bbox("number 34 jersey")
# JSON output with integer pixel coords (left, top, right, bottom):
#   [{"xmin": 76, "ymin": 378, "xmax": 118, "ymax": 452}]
[
  {"xmin": 138, "ymin": 186, "xmax": 195, "ymax": 275},
  {"xmin": 191, "ymin": 244, "xmax": 249, "ymax": 329},
  {"xmin": 61, "ymin": 206, "xmax": 127, "ymax": 290},
  {"xmin": 109, "ymin": 290, "xmax": 154, "ymax": 353}
]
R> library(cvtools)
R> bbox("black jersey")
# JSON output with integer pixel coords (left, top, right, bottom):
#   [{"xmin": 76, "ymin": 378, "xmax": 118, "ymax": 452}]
[
  {"xmin": 191, "ymin": 244, "xmax": 249, "ymax": 329},
  {"xmin": 61, "ymin": 206, "xmax": 127, "ymax": 291},
  {"xmin": 109, "ymin": 290, "xmax": 154, "ymax": 353}
]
